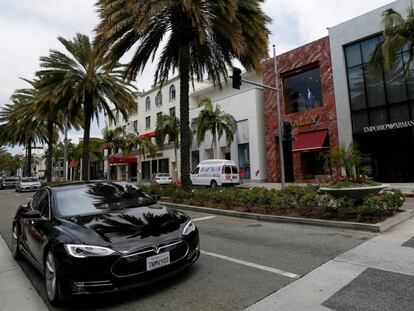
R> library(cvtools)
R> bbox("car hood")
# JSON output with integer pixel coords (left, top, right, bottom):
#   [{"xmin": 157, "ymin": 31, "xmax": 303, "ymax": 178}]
[{"xmin": 59, "ymin": 204, "xmax": 189, "ymax": 254}]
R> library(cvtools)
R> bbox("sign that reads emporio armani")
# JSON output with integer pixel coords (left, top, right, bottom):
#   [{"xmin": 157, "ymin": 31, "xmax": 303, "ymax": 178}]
[{"xmin": 364, "ymin": 120, "xmax": 414, "ymax": 133}]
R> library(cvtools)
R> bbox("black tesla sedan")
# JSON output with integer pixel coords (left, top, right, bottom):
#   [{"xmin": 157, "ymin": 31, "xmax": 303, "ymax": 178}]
[{"xmin": 11, "ymin": 182, "xmax": 200, "ymax": 305}]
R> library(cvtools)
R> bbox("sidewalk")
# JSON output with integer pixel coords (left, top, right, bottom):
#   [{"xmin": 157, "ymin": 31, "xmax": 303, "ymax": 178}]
[
  {"xmin": 0, "ymin": 235, "xmax": 47, "ymax": 311},
  {"xmin": 246, "ymin": 216, "xmax": 414, "ymax": 311}
]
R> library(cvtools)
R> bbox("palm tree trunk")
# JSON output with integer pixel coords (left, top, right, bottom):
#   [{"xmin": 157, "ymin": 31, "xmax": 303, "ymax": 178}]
[
  {"xmin": 27, "ymin": 140, "xmax": 32, "ymax": 177},
  {"xmin": 179, "ymin": 45, "xmax": 191, "ymax": 188},
  {"xmin": 82, "ymin": 103, "xmax": 92, "ymax": 181},
  {"xmin": 46, "ymin": 120, "xmax": 54, "ymax": 182}
]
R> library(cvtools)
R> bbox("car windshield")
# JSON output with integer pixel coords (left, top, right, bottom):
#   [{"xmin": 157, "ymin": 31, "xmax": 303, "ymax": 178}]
[
  {"xmin": 21, "ymin": 178, "xmax": 36, "ymax": 182},
  {"xmin": 55, "ymin": 183, "xmax": 156, "ymax": 217},
  {"xmin": 5, "ymin": 178, "xmax": 16, "ymax": 182}
]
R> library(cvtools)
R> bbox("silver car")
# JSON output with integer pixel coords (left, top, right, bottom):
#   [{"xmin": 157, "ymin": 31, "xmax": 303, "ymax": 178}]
[
  {"xmin": 15, "ymin": 177, "xmax": 42, "ymax": 192},
  {"xmin": 1, "ymin": 177, "xmax": 18, "ymax": 189},
  {"xmin": 151, "ymin": 173, "xmax": 173, "ymax": 185}
]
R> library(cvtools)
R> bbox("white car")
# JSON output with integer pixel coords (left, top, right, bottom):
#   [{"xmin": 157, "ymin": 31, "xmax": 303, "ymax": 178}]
[
  {"xmin": 190, "ymin": 160, "xmax": 239, "ymax": 187},
  {"xmin": 15, "ymin": 177, "xmax": 42, "ymax": 192},
  {"xmin": 151, "ymin": 173, "xmax": 173, "ymax": 185}
]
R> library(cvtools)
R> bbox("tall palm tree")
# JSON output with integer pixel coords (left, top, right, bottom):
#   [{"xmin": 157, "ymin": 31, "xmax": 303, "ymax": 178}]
[
  {"xmin": 371, "ymin": 6, "xmax": 414, "ymax": 72},
  {"xmin": 120, "ymin": 133, "xmax": 157, "ymax": 182},
  {"xmin": 192, "ymin": 97, "xmax": 237, "ymax": 159},
  {"xmin": 96, "ymin": 0, "xmax": 270, "ymax": 187},
  {"xmin": 156, "ymin": 115, "xmax": 180, "ymax": 178},
  {"xmin": 102, "ymin": 126, "xmax": 124, "ymax": 180},
  {"xmin": 0, "ymin": 90, "xmax": 49, "ymax": 177},
  {"xmin": 37, "ymin": 33, "xmax": 137, "ymax": 181}
]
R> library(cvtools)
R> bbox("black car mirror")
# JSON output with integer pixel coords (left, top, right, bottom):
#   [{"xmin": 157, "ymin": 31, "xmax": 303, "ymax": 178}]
[
  {"xmin": 23, "ymin": 210, "xmax": 43, "ymax": 219},
  {"xmin": 152, "ymin": 195, "xmax": 161, "ymax": 202}
]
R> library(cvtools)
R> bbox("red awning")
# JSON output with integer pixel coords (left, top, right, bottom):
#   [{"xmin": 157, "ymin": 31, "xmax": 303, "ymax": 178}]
[
  {"xmin": 292, "ymin": 130, "xmax": 328, "ymax": 152},
  {"xmin": 109, "ymin": 155, "xmax": 138, "ymax": 165},
  {"xmin": 68, "ymin": 159, "xmax": 79, "ymax": 168},
  {"xmin": 139, "ymin": 131, "xmax": 156, "ymax": 139}
]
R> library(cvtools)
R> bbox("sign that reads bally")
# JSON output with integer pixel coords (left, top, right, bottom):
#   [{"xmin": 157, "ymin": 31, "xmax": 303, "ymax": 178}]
[{"xmin": 364, "ymin": 120, "xmax": 414, "ymax": 133}]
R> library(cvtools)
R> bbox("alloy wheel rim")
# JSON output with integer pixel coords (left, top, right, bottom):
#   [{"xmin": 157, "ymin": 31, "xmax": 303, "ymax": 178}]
[
  {"xmin": 45, "ymin": 252, "xmax": 57, "ymax": 300},
  {"xmin": 12, "ymin": 226, "xmax": 18, "ymax": 255}
]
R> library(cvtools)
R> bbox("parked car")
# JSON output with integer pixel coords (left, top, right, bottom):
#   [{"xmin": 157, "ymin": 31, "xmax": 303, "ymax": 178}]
[
  {"xmin": 15, "ymin": 177, "xmax": 42, "ymax": 192},
  {"xmin": 11, "ymin": 182, "xmax": 200, "ymax": 305},
  {"xmin": 151, "ymin": 173, "xmax": 173, "ymax": 185},
  {"xmin": 190, "ymin": 159, "xmax": 240, "ymax": 187},
  {"xmin": 1, "ymin": 177, "xmax": 18, "ymax": 189}
]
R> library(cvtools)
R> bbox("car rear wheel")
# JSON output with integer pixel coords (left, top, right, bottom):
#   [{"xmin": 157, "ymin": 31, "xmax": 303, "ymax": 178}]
[
  {"xmin": 11, "ymin": 224, "xmax": 22, "ymax": 260},
  {"xmin": 210, "ymin": 180, "xmax": 218, "ymax": 188},
  {"xmin": 45, "ymin": 251, "xmax": 61, "ymax": 306}
]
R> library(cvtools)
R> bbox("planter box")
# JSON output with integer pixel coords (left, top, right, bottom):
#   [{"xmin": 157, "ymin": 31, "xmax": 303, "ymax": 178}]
[{"xmin": 319, "ymin": 184, "xmax": 390, "ymax": 201}]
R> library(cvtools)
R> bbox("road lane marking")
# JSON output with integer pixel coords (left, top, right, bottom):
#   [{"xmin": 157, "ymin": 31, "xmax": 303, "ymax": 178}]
[
  {"xmin": 192, "ymin": 216, "xmax": 217, "ymax": 222},
  {"xmin": 201, "ymin": 250, "xmax": 301, "ymax": 279}
]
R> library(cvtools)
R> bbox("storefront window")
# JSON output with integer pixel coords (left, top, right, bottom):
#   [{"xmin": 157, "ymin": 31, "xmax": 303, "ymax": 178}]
[
  {"xmin": 352, "ymin": 111, "xmax": 369, "ymax": 133},
  {"xmin": 389, "ymin": 103, "xmax": 410, "ymax": 122},
  {"xmin": 238, "ymin": 143, "xmax": 250, "ymax": 179},
  {"xmin": 384, "ymin": 54, "xmax": 407, "ymax": 104},
  {"xmin": 347, "ymin": 66, "xmax": 366, "ymax": 111},
  {"xmin": 345, "ymin": 44, "xmax": 362, "ymax": 67},
  {"xmin": 369, "ymin": 108, "xmax": 388, "ymax": 126},
  {"xmin": 158, "ymin": 159, "xmax": 169, "ymax": 173},
  {"xmin": 283, "ymin": 66, "xmax": 323, "ymax": 113}
]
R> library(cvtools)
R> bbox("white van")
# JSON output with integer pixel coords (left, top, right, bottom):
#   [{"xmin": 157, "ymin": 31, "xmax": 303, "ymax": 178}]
[{"xmin": 190, "ymin": 160, "xmax": 240, "ymax": 187}]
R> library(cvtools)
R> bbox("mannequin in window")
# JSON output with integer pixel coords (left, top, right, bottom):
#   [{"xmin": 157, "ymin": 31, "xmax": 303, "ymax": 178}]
[{"xmin": 306, "ymin": 87, "xmax": 315, "ymax": 110}]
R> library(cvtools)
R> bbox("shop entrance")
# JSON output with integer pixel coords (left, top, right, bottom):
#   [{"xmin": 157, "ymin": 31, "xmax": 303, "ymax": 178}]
[{"xmin": 355, "ymin": 128, "xmax": 414, "ymax": 182}]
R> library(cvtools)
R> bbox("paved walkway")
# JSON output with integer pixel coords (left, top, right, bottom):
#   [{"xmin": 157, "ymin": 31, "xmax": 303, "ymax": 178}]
[
  {"xmin": 246, "ymin": 216, "xmax": 414, "ymax": 310},
  {"xmin": 0, "ymin": 235, "xmax": 47, "ymax": 311}
]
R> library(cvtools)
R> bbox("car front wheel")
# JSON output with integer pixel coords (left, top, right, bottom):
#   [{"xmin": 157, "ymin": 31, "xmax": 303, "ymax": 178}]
[{"xmin": 45, "ymin": 251, "xmax": 61, "ymax": 306}]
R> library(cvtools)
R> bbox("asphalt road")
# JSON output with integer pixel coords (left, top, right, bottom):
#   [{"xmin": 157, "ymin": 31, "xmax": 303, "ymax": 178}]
[{"xmin": 0, "ymin": 188, "xmax": 374, "ymax": 311}]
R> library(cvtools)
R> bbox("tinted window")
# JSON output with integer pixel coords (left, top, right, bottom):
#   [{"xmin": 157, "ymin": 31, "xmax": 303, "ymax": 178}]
[
  {"xmin": 55, "ymin": 183, "xmax": 156, "ymax": 217},
  {"xmin": 224, "ymin": 166, "xmax": 231, "ymax": 174},
  {"xmin": 31, "ymin": 190, "xmax": 44, "ymax": 210},
  {"xmin": 231, "ymin": 166, "xmax": 238, "ymax": 174},
  {"xmin": 283, "ymin": 67, "xmax": 323, "ymax": 113},
  {"xmin": 22, "ymin": 178, "xmax": 36, "ymax": 182},
  {"xmin": 38, "ymin": 193, "xmax": 49, "ymax": 218}
]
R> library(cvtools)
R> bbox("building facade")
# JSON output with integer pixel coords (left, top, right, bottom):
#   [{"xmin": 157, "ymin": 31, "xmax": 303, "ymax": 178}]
[
  {"xmin": 329, "ymin": 0, "xmax": 414, "ymax": 182},
  {"xmin": 263, "ymin": 37, "xmax": 340, "ymax": 183}
]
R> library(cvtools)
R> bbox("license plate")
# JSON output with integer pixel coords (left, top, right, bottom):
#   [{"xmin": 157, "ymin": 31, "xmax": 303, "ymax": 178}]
[{"xmin": 146, "ymin": 252, "xmax": 170, "ymax": 271}]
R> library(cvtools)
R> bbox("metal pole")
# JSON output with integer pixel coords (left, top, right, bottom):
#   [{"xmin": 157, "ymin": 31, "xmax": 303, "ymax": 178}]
[
  {"xmin": 63, "ymin": 115, "xmax": 68, "ymax": 181},
  {"xmin": 273, "ymin": 44, "xmax": 286, "ymax": 188}
]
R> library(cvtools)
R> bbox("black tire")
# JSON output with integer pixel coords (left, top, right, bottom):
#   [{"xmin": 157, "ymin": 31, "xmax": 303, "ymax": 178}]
[
  {"xmin": 210, "ymin": 180, "xmax": 218, "ymax": 188},
  {"xmin": 44, "ymin": 250, "xmax": 62, "ymax": 306},
  {"xmin": 11, "ymin": 224, "xmax": 22, "ymax": 260}
]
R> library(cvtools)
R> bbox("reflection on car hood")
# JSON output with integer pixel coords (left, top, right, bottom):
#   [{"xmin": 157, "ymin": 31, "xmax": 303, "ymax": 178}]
[
  {"xmin": 59, "ymin": 204, "xmax": 188, "ymax": 253},
  {"xmin": 20, "ymin": 182, "xmax": 40, "ymax": 186}
]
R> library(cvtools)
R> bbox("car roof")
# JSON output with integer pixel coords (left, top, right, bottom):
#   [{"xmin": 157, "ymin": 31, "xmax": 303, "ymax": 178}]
[{"xmin": 48, "ymin": 181, "xmax": 132, "ymax": 192}]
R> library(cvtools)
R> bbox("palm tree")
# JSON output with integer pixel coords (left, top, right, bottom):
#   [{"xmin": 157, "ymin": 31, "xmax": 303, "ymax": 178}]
[
  {"xmin": 371, "ymin": 6, "xmax": 414, "ymax": 72},
  {"xmin": 102, "ymin": 126, "xmax": 124, "ymax": 180},
  {"xmin": 120, "ymin": 133, "xmax": 157, "ymax": 182},
  {"xmin": 96, "ymin": 0, "xmax": 271, "ymax": 187},
  {"xmin": 156, "ymin": 115, "xmax": 180, "ymax": 179},
  {"xmin": 0, "ymin": 90, "xmax": 49, "ymax": 177},
  {"xmin": 37, "ymin": 33, "xmax": 137, "ymax": 181},
  {"xmin": 192, "ymin": 97, "xmax": 237, "ymax": 159}
]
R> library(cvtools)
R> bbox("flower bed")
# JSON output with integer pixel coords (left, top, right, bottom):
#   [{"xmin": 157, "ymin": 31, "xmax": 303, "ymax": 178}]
[{"xmin": 139, "ymin": 184, "xmax": 405, "ymax": 223}]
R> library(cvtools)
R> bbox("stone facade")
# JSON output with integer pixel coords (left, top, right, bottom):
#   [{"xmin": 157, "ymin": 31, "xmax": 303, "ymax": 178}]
[{"xmin": 263, "ymin": 36, "xmax": 340, "ymax": 183}]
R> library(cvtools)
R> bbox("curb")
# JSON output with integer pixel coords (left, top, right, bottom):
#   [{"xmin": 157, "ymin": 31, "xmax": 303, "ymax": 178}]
[{"xmin": 162, "ymin": 202, "xmax": 414, "ymax": 233}]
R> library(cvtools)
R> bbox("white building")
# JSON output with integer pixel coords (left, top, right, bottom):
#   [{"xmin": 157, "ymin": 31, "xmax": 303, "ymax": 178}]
[{"xmin": 105, "ymin": 73, "xmax": 267, "ymax": 182}]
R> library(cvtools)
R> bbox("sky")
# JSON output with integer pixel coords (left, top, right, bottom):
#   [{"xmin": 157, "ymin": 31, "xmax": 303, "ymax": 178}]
[{"xmin": 0, "ymin": 0, "xmax": 395, "ymax": 154}]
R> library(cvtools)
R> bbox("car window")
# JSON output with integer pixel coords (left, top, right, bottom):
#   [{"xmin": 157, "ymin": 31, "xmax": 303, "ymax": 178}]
[
  {"xmin": 31, "ymin": 190, "xmax": 45, "ymax": 210},
  {"xmin": 224, "ymin": 166, "xmax": 231, "ymax": 174},
  {"xmin": 38, "ymin": 193, "xmax": 50, "ymax": 218},
  {"xmin": 55, "ymin": 183, "xmax": 156, "ymax": 217},
  {"xmin": 231, "ymin": 166, "xmax": 238, "ymax": 174},
  {"xmin": 192, "ymin": 167, "xmax": 200, "ymax": 174}
]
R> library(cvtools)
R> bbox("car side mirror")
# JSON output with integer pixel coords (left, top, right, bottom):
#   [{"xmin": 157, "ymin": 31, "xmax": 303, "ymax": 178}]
[
  {"xmin": 152, "ymin": 195, "xmax": 161, "ymax": 202},
  {"xmin": 23, "ymin": 210, "xmax": 43, "ymax": 219}
]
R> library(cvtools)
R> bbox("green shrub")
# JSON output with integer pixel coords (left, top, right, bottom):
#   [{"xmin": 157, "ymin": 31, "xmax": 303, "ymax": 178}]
[
  {"xmin": 381, "ymin": 189, "xmax": 404, "ymax": 214},
  {"xmin": 357, "ymin": 194, "xmax": 384, "ymax": 221},
  {"xmin": 332, "ymin": 196, "xmax": 356, "ymax": 218},
  {"xmin": 298, "ymin": 191, "xmax": 318, "ymax": 216}
]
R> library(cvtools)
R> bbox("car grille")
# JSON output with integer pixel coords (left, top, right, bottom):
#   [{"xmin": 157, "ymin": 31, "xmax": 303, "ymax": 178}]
[{"xmin": 111, "ymin": 240, "xmax": 188, "ymax": 277}]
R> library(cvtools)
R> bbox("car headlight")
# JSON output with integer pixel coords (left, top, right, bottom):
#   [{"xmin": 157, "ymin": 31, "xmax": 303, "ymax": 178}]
[
  {"xmin": 64, "ymin": 244, "xmax": 117, "ymax": 258},
  {"xmin": 183, "ymin": 221, "xmax": 196, "ymax": 236}
]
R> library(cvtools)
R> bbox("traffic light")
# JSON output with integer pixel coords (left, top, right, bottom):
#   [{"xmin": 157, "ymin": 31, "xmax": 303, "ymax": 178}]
[
  {"xmin": 283, "ymin": 122, "xmax": 292, "ymax": 141},
  {"xmin": 232, "ymin": 67, "xmax": 242, "ymax": 90}
]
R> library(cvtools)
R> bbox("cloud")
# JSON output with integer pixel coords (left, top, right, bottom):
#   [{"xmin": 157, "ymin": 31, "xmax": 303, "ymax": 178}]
[{"xmin": 0, "ymin": 0, "xmax": 396, "ymax": 155}]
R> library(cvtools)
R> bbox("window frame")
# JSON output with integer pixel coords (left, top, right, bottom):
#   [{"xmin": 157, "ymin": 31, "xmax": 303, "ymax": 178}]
[
  {"xmin": 169, "ymin": 85, "xmax": 176, "ymax": 100},
  {"xmin": 145, "ymin": 97, "xmax": 151, "ymax": 111},
  {"xmin": 145, "ymin": 116, "xmax": 151, "ymax": 129}
]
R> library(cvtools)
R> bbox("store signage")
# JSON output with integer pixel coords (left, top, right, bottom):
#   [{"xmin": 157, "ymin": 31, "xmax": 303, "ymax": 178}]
[
  {"xmin": 363, "ymin": 120, "xmax": 414, "ymax": 133},
  {"xmin": 291, "ymin": 114, "xmax": 318, "ymax": 127}
]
